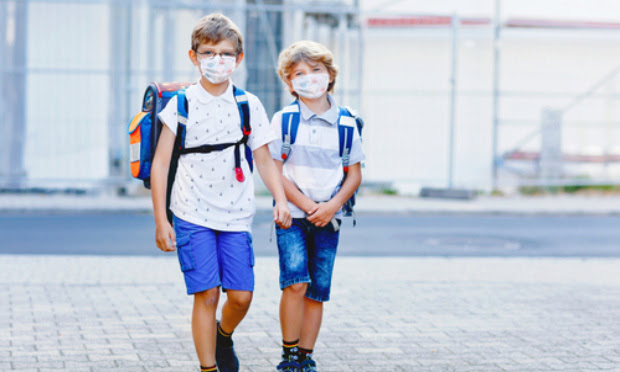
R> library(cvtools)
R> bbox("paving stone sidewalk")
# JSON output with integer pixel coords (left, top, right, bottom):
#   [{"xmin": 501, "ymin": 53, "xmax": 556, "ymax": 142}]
[{"xmin": 1, "ymin": 255, "xmax": 619, "ymax": 371}]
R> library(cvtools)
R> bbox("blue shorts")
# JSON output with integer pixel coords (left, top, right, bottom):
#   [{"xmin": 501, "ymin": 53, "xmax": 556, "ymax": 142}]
[
  {"xmin": 275, "ymin": 218, "xmax": 340, "ymax": 302},
  {"xmin": 173, "ymin": 216, "xmax": 255, "ymax": 295}
]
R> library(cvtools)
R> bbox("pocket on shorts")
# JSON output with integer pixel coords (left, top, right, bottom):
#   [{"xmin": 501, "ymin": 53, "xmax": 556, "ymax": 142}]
[
  {"xmin": 247, "ymin": 233, "xmax": 255, "ymax": 267},
  {"xmin": 176, "ymin": 233, "xmax": 196, "ymax": 272}
]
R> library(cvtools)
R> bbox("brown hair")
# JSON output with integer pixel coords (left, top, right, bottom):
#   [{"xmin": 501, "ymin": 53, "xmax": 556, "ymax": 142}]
[
  {"xmin": 191, "ymin": 13, "xmax": 243, "ymax": 55},
  {"xmin": 277, "ymin": 40, "xmax": 339, "ymax": 97}
]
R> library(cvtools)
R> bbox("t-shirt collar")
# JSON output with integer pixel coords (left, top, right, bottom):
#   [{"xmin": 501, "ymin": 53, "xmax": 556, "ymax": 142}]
[
  {"xmin": 194, "ymin": 78, "xmax": 236, "ymax": 104},
  {"xmin": 298, "ymin": 95, "xmax": 339, "ymax": 126}
]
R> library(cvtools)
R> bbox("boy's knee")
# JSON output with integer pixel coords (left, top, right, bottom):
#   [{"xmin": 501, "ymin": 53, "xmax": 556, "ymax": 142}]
[
  {"xmin": 195, "ymin": 287, "xmax": 220, "ymax": 307},
  {"xmin": 227, "ymin": 291, "xmax": 253, "ymax": 311},
  {"xmin": 284, "ymin": 282, "xmax": 308, "ymax": 296}
]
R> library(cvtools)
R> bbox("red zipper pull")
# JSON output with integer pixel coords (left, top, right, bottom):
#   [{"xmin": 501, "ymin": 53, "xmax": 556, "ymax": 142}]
[{"xmin": 235, "ymin": 167, "xmax": 245, "ymax": 182}]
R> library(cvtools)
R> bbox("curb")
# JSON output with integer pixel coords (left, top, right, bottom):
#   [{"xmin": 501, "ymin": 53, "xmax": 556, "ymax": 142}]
[{"xmin": 2, "ymin": 194, "xmax": 620, "ymax": 215}]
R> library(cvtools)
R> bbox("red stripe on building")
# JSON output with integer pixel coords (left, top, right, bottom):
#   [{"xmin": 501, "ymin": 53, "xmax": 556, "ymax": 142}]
[
  {"xmin": 366, "ymin": 16, "xmax": 489, "ymax": 28},
  {"xmin": 366, "ymin": 16, "xmax": 620, "ymax": 30}
]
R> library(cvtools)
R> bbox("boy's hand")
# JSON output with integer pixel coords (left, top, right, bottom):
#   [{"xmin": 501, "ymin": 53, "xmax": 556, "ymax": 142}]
[
  {"xmin": 273, "ymin": 202, "xmax": 292, "ymax": 229},
  {"xmin": 155, "ymin": 222, "xmax": 177, "ymax": 252},
  {"xmin": 306, "ymin": 201, "xmax": 339, "ymax": 228}
]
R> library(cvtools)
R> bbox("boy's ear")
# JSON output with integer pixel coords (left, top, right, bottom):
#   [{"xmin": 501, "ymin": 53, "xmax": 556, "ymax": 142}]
[
  {"xmin": 284, "ymin": 78, "xmax": 297, "ymax": 97},
  {"xmin": 284, "ymin": 78, "xmax": 294, "ymax": 93},
  {"xmin": 235, "ymin": 52, "xmax": 244, "ymax": 67},
  {"xmin": 189, "ymin": 49, "xmax": 198, "ymax": 66}
]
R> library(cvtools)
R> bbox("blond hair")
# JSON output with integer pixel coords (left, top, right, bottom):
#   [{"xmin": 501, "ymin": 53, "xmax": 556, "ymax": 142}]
[
  {"xmin": 191, "ymin": 13, "xmax": 243, "ymax": 55},
  {"xmin": 277, "ymin": 41, "xmax": 339, "ymax": 97}
]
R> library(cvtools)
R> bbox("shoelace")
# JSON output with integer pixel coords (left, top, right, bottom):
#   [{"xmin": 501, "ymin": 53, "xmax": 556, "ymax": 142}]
[
  {"xmin": 301, "ymin": 356, "xmax": 316, "ymax": 371},
  {"xmin": 281, "ymin": 346, "xmax": 299, "ymax": 362}
]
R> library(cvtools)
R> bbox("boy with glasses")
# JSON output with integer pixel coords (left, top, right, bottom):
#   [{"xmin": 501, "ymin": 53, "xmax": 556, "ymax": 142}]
[{"xmin": 151, "ymin": 13, "xmax": 291, "ymax": 372}]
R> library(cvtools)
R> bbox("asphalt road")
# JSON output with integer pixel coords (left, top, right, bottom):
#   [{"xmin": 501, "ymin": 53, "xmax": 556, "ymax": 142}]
[{"xmin": 1, "ymin": 211, "xmax": 619, "ymax": 257}]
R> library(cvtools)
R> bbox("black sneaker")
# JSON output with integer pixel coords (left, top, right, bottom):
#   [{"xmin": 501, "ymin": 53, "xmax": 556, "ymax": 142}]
[
  {"xmin": 215, "ymin": 321, "xmax": 239, "ymax": 372},
  {"xmin": 277, "ymin": 358, "xmax": 300, "ymax": 372},
  {"xmin": 300, "ymin": 357, "xmax": 317, "ymax": 372},
  {"xmin": 216, "ymin": 343, "xmax": 239, "ymax": 372}
]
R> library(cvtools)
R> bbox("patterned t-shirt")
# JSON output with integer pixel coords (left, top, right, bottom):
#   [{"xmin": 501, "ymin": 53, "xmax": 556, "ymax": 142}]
[
  {"xmin": 268, "ymin": 95, "xmax": 365, "ymax": 219},
  {"xmin": 158, "ymin": 80, "xmax": 275, "ymax": 232}
]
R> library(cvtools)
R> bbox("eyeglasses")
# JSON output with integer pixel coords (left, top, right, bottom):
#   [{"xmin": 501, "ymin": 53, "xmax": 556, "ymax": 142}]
[{"xmin": 195, "ymin": 50, "xmax": 237, "ymax": 59}]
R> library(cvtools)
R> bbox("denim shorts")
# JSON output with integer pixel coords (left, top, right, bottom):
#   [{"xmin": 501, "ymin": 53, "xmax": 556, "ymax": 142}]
[
  {"xmin": 276, "ymin": 218, "xmax": 340, "ymax": 302},
  {"xmin": 173, "ymin": 216, "xmax": 255, "ymax": 295}
]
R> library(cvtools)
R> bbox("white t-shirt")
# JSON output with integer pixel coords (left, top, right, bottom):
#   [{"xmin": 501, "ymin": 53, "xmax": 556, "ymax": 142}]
[{"xmin": 158, "ymin": 80, "xmax": 275, "ymax": 232}]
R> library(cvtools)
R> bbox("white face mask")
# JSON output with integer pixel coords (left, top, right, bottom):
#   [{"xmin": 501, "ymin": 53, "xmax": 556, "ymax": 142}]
[
  {"xmin": 292, "ymin": 73, "xmax": 330, "ymax": 99},
  {"xmin": 200, "ymin": 55, "xmax": 236, "ymax": 84}
]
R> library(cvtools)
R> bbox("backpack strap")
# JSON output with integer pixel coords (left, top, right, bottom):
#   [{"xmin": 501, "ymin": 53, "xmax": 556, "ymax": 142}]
[
  {"xmin": 233, "ymin": 86, "xmax": 251, "ymax": 137},
  {"xmin": 177, "ymin": 90, "xmax": 189, "ymax": 122},
  {"xmin": 173, "ymin": 86, "xmax": 252, "ymax": 184},
  {"xmin": 280, "ymin": 101, "xmax": 301, "ymax": 162},
  {"xmin": 343, "ymin": 106, "xmax": 364, "ymax": 137},
  {"xmin": 233, "ymin": 85, "xmax": 252, "ymax": 181},
  {"xmin": 173, "ymin": 89, "xmax": 189, "ymax": 152},
  {"xmin": 338, "ymin": 106, "xmax": 364, "ymax": 225},
  {"xmin": 337, "ymin": 107, "xmax": 357, "ymax": 173},
  {"xmin": 165, "ymin": 89, "xmax": 189, "ymax": 223}
]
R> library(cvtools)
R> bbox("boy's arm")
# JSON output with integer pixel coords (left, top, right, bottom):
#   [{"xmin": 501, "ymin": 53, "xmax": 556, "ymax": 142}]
[
  {"xmin": 306, "ymin": 162, "xmax": 362, "ymax": 227},
  {"xmin": 151, "ymin": 125, "xmax": 177, "ymax": 252},
  {"xmin": 253, "ymin": 145, "xmax": 292, "ymax": 229}
]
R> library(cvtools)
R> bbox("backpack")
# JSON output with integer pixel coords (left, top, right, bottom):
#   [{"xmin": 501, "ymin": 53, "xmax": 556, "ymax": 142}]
[
  {"xmin": 128, "ymin": 81, "xmax": 252, "ymax": 222},
  {"xmin": 279, "ymin": 101, "xmax": 364, "ymax": 225}
]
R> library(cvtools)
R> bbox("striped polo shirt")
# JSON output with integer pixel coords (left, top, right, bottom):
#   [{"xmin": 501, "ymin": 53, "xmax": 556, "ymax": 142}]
[{"xmin": 269, "ymin": 95, "xmax": 365, "ymax": 219}]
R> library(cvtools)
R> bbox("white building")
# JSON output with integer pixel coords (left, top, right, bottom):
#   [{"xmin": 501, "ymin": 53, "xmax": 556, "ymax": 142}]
[
  {"xmin": 2, "ymin": 0, "xmax": 620, "ymax": 193},
  {"xmin": 361, "ymin": 0, "xmax": 620, "ymax": 192}
]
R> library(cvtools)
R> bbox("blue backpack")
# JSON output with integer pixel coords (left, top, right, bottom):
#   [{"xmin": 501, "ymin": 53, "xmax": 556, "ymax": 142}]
[
  {"xmin": 278, "ymin": 100, "xmax": 364, "ymax": 224},
  {"xmin": 128, "ymin": 82, "xmax": 252, "ymax": 222}
]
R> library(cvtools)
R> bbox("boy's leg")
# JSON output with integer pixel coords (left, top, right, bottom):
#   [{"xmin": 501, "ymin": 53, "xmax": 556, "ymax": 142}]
[
  {"xmin": 218, "ymin": 231, "xmax": 256, "ymax": 332},
  {"xmin": 276, "ymin": 219, "xmax": 312, "ymax": 370},
  {"xmin": 299, "ymin": 298, "xmax": 323, "ymax": 350},
  {"xmin": 277, "ymin": 219, "xmax": 311, "ymax": 341},
  {"xmin": 280, "ymin": 282, "xmax": 308, "ymax": 342},
  {"xmin": 299, "ymin": 222, "xmax": 339, "ymax": 370},
  {"xmin": 297, "ymin": 299, "xmax": 321, "ymax": 371},
  {"xmin": 192, "ymin": 287, "xmax": 220, "ymax": 367},
  {"xmin": 220, "ymin": 289, "xmax": 253, "ymax": 333},
  {"xmin": 173, "ymin": 217, "xmax": 223, "ymax": 369},
  {"xmin": 216, "ymin": 231, "xmax": 256, "ymax": 371}
]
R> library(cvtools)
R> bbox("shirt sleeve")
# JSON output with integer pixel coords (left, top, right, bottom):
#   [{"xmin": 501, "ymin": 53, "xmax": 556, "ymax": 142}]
[
  {"xmin": 157, "ymin": 95, "xmax": 178, "ymax": 136},
  {"xmin": 348, "ymin": 117, "xmax": 366, "ymax": 166},
  {"xmin": 247, "ymin": 94, "xmax": 276, "ymax": 151},
  {"xmin": 268, "ymin": 111, "xmax": 284, "ymax": 161}
]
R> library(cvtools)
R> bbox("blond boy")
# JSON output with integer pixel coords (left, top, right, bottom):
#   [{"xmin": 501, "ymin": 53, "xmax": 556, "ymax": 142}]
[{"xmin": 268, "ymin": 41, "xmax": 364, "ymax": 372}]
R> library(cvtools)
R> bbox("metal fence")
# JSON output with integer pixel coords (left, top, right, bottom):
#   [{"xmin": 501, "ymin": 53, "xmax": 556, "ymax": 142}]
[
  {"xmin": 3, "ymin": 1, "xmax": 620, "ymax": 194},
  {"xmin": 360, "ymin": 12, "xmax": 620, "ymax": 193},
  {"xmin": 0, "ymin": 0, "xmax": 362, "ymax": 191},
  {"xmin": 494, "ymin": 30, "xmax": 620, "ymax": 189}
]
